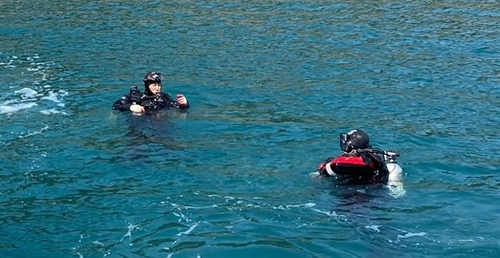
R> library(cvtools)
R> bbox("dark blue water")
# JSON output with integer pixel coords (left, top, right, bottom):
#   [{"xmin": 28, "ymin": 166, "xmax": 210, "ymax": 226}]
[{"xmin": 1, "ymin": 1, "xmax": 499, "ymax": 257}]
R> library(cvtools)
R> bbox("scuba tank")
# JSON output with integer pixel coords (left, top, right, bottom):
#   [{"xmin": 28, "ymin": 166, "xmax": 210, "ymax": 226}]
[
  {"xmin": 349, "ymin": 148, "xmax": 403, "ymax": 183},
  {"xmin": 383, "ymin": 150, "xmax": 405, "ymax": 197},
  {"xmin": 129, "ymin": 86, "xmax": 142, "ymax": 104},
  {"xmin": 384, "ymin": 150, "xmax": 403, "ymax": 182},
  {"xmin": 128, "ymin": 86, "xmax": 163, "ymax": 110}
]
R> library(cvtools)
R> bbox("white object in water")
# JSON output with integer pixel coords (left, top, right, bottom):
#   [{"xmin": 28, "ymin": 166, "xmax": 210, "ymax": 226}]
[
  {"xmin": 386, "ymin": 161, "xmax": 405, "ymax": 197},
  {"xmin": 387, "ymin": 162, "xmax": 403, "ymax": 182}
]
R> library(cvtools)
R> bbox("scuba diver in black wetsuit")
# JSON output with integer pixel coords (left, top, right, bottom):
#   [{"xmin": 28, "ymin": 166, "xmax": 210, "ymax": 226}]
[
  {"xmin": 112, "ymin": 71, "xmax": 190, "ymax": 113},
  {"xmin": 316, "ymin": 129, "xmax": 403, "ymax": 185}
]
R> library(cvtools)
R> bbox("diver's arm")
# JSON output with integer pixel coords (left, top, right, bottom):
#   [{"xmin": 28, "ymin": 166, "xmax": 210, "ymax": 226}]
[
  {"xmin": 112, "ymin": 96, "xmax": 133, "ymax": 111},
  {"xmin": 317, "ymin": 157, "xmax": 334, "ymax": 176},
  {"xmin": 130, "ymin": 104, "xmax": 145, "ymax": 113},
  {"xmin": 176, "ymin": 94, "xmax": 190, "ymax": 109},
  {"xmin": 112, "ymin": 96, "xmax": 145, "ymax": 112},
  {"xmin": 162, "ymin": 93, "xmax": 190, "ymax": 110}
]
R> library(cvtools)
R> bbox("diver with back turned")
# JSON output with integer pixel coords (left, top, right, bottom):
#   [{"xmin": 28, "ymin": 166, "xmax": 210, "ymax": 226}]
[
  {"xmin": 112, "ymin": 71, "xmax": 189, "ymax": 113},
  {"xmin": 316, "ymin": 129, "xmax": 403, "ymax": 186}
]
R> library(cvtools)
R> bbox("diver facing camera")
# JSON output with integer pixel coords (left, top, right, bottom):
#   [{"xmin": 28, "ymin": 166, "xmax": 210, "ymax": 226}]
[{"xmin": 112, "ymin": 71, "xmax": 189, "ymax": 113}]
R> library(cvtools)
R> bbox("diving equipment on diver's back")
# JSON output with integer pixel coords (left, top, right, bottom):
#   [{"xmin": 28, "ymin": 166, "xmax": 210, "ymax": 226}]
[
  {"xmin": 318, "ymin": 148, "xmax": 403, "ymax": 185},
  {"xmin": 325, "ymin": 155, "xmax": 376, "ymax": 179},
  {"xmin": 385, "ymin": 150, "xmax": 403, "ymax": 182},
  {"xmin": 383, "ymin": 150, "xmax": 405, "ymax": 197},
  {"xmin": 129, "ymin": 86, "xmax": 142, "ymax": 103}
]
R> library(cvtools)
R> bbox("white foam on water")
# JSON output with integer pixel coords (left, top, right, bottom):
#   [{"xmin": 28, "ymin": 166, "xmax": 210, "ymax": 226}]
[
  {"xmin": 40, "ymin": 108, "xmax": 61, "ymax": 115},
  {"xmin": 365, "ymin": 224, "xmax": 381, "ymax": 232},
  {"xmin": 1, "ymin": 54, "xmax": 67, "ymax": 115},
  {"xmin": 179, "ymin": 204, "xmax": 218, "ymax": 210},
  {"xmin": 18, "ymin": 124, "xmax": 49, "ymax": 139},
  {"xmin": 0, "ymin": 102, "xmax": 37, "ymax": 114},
  {"xmin": 15, "ymin": 88, "xmax": 38, "ymax": 98},
  {"xmin": 41, "ymin": 90, "xmax": 62, "ymax": 103},
  {"xmin": 120, "ymin": 223, "xmax": 139, "ymax": 242},
  {"xmin": 176, "ymin": 222, "xmax": 199, "ymax": 236},
  {"xmin": 2, "ymin": 85, "xmax": 68, "ymax": 115},
  {"xmin": 309, "ymin": 207, "xmax": 339, "ymax": 217},
  {"xmin": 387, "ymin": 182, "xmax": 406, "ymax": 198},
  {"xmin": 397, "ymin": 231, "xmax": 427, "ymax": 240}
]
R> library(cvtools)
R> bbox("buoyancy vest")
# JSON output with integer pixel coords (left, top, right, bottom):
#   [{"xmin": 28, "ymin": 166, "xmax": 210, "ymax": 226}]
[
  {"xmin": 139, "ymin": 95, "xmax": 167, "ymax": 110},
  {"xmin": 112, "ymin": 86, "xmax": 182, "ymax": 112},
  {"xmin": 139, "ymin": 93, "xmax": 177, "ymax": 111},
  {"xmin": 318, "ymin": 152, "xmax": 388, "ymax": 183}
]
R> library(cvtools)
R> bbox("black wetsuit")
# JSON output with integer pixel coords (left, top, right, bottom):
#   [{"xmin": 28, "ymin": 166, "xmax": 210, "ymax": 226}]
[
  {"xmin": 112, "ymin": 86, "xmax": 189, "ymax": 112},
  {"xmin": 317, "ymin": 151, "xmax": 389, "ymax": 184}
]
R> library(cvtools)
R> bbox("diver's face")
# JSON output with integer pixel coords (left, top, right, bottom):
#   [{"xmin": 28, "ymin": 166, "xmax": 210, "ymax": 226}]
[{"xmin": 148, "ymin": 82, "xmax": 161, "ymax": 95}]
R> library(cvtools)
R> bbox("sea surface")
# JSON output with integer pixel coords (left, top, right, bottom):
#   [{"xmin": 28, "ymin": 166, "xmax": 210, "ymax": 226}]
[{"xmin": 1, "ymin": 1, "xmax": 499, "ymax": 257}]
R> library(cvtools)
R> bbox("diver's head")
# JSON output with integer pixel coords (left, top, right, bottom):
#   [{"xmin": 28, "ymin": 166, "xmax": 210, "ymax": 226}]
[
  {"xmin": 143, "ymin": 71, "xmax": 163, "ymax": 95},
  {"xmin": 340, "ymin": 129, "xmax": 370, "ymax": 153}
]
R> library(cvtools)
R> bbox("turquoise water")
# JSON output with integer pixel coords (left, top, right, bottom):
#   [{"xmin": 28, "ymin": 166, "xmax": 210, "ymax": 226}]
[{"xmin": 1, "ymin": 1, "xmax": 499, "ymax": 257}]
